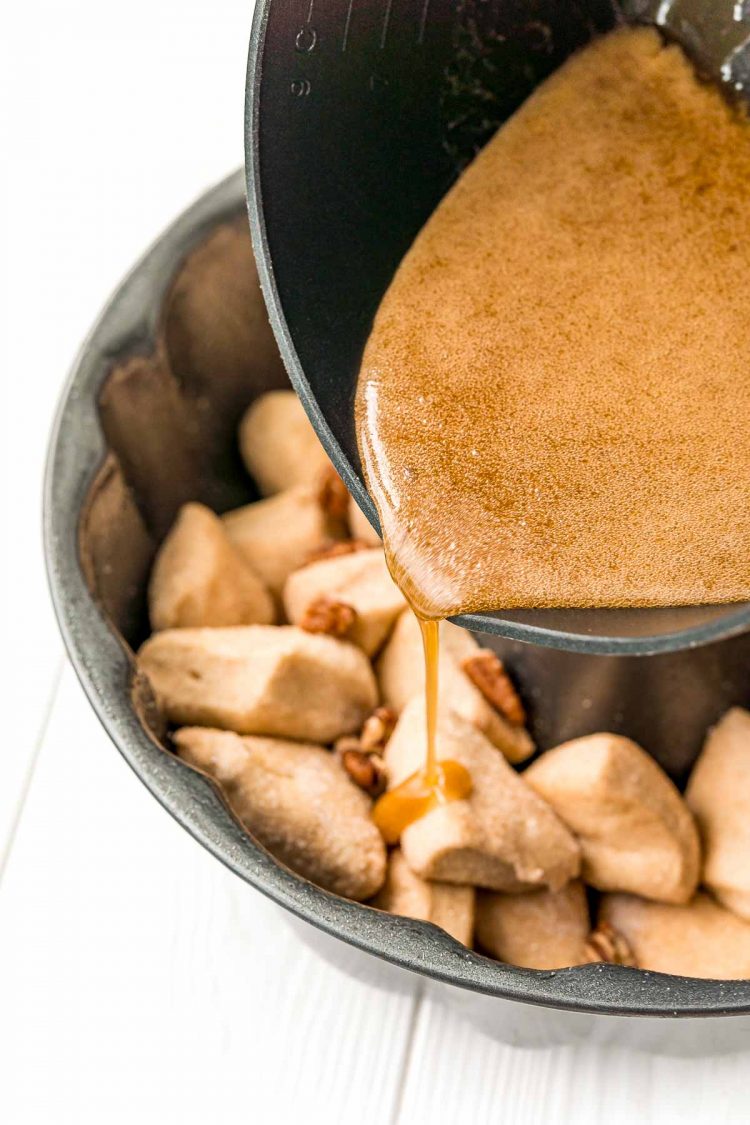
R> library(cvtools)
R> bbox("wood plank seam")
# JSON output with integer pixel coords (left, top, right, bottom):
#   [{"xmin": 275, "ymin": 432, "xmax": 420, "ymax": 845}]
[
  {"xmin": 391, "ymin": 981, "xmax": 427, "ymax": 1124},
  {"xmin": 0, "ymin": 656, "xmax": 65, "ymax": 884}
]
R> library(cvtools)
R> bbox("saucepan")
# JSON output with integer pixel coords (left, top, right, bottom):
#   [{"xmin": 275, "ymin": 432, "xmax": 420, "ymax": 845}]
[{"xmin": 44, "ymin": 0, "xmax": 750, "ymax": 1055}]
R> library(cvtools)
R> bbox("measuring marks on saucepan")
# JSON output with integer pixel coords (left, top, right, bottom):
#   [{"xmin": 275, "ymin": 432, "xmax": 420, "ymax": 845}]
[
  {"xmin": 289, "ymin": 0, "xmax": 435, "ymax": 101},
  {"xmin": 342, "ymin": 0, "xmax": 432, "ymax": 52}
]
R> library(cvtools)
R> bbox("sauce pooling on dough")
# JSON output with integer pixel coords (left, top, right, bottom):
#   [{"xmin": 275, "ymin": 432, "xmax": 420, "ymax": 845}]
[
  {"xmin": 356, "ymin": 27, "xmax": 750, "ymax": 621},
  {"xmin": 372, "ymin": 616, "xmax": 472, "ymax": 843}
]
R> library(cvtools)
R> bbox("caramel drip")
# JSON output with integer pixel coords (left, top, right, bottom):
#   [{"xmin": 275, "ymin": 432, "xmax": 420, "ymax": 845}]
[
  {"xmin": 419, "ymin": 615, "xmax": 440, "ymax": 783},
  {"xmin": 372, "ymin": 752, "xmax": 472, "ymax": 845},
  {"xmin": 372, "ymin": 611, "xmax": 472, "ymax": 845}
]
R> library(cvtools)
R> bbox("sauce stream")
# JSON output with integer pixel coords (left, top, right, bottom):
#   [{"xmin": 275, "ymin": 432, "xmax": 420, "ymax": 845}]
[{"xmin": 372, "ymin": 615, "xmax": 472, "ymax": 844}]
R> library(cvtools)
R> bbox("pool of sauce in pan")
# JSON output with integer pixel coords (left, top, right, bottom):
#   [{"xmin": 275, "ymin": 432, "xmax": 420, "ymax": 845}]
[{"xmin": 367, "ymin": 28, "xmax": 750, "ymax": 840}]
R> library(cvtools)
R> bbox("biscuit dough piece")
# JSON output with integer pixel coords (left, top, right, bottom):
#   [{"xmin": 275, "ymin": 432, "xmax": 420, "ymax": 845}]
[
  {"xmin": 284, "ymin": 548, "xmax": 406, "ymax": 656},
  {"xmin": 238, "ymin": 390, "xmax": 331, "ymax": 495},
  {"xmin": 371, "ymin": 848, "xmax": 475, "ymax": 946},
  {"xmin": 223, "ymin": 486, "xmax": 343, "ymax": 595},
  {"xmin": 148, "ymin": 503, "xmax": 275, "ymax": 631},
  {"xmin": 138, "ymin": 625, "xmax": 378, "ymax": 743},
  {"xmin": 175, "ymin": 727, "xmax": 386, "ymax": 900},
  {"xmin": 475, "ymin": 881, "xmax": 590, "ymax": 970},
  {"xmin": 348, "ymin": 497, "xmax": 382, "ymax": 546},
  {"xmin": 686, "ymin": 708, "xmax": 750, "ymax": 920},
  {"xmin": 524, "ymin": 734, "xmax": 700, "ymax": 904},
  {"xmin": 377, "ymin": 612, "xmax": 534, "ymax": 763},
  {"xmin": 600, "ymin": 892, "xmax": 750, "ymax": 979},
  {"xmin": 384, "ymin": 700, "xmax": 579, "ymax": 891}
]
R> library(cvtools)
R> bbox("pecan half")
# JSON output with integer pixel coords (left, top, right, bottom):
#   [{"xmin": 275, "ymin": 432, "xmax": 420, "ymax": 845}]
[
  {"xmin": 299, "ymin": 596, "xmax": 357, "ymax": 638},
  {"xmin": 306, "ymin": 539, "xmax": 370, "ymax": 564},
  {"xmin": 317, "ymin": 466, "xmax": 350, "ymax": 522},
  {"xmin": 461, "ymin": 650, "xmax": 527, "ymax": 726},
  {"xmin": 333, "ymin": 734, "xmax": 363, "ymax": 756},
  {"xmin": 334, "ymin": 707, "xmax": 397, "ymax": 759},
  {"xmin": 341, "ymin": 749, "xmax": 387, "ymax": 797},
  {"xmin": 583, "ymin": 922, "xmax": 637, "ymax": 968},
  {"xmin": 359, "ymin": 706, "xmax": 398, "ymax": 752}
]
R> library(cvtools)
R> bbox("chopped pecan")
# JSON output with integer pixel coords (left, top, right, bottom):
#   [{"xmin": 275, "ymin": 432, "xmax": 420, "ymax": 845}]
[
  {"xmin": 317, "ymin": 467, "xmax": 350, "ymax": 522},
  {"xmin": 341, "ymin": 749, "xmax": 388, "ymax": 797},
  {"xmin": 299, "ymin": 596, "xmax": 357, "ymax": 638},
  {"xmin": 583, "ymin": 922, "xmax": 637, "ymax": 968},
  {"xmin": 334, "ymin": 707, "xmax": 397, "ymax": 760},
  {"xmin": 360, "ymin": 706, "xmax": 398, "ymax": 752},
  {"xmin": 306, "ymin": 539, "xmax": 370, "ymax": 564},
  {"xmin": 333, "ymin": 734, "xmax": 363, "ymax": 756},
  {"xmin": 461, "ymin": 650, "xmax": 527, "ymax": 727}
]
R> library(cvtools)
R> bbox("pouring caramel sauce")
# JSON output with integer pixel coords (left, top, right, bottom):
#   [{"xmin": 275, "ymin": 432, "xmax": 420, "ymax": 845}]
[
  {"xmin": 372, "ymin": 617, "xmax": 472, "ymax": 844},
  {"xmin": 363, "ymin": 28, "xmax": 750, "ymax": 840}
]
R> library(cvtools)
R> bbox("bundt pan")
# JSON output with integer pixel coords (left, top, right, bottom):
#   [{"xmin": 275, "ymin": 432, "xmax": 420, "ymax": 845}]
[{"xmin": 44, "ymin": 170, "xmax": 750, "ymax": 1051}]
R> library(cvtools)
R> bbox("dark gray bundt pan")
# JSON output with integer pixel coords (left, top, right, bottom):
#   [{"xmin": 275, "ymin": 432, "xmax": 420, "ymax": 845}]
[{"xmin": 44, "ymin": 170, "xmax": 750, "ymax": 1020}]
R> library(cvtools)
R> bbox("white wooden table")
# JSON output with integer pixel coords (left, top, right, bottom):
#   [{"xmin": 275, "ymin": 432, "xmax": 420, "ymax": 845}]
[{"xmin": 2, "ymin": 4, "xmax": 749, "ymax": 1121}]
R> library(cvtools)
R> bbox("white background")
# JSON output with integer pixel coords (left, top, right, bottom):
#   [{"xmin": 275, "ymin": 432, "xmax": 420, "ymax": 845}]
[{"xmin": 1, "ymin": 2, "xmax": 749, "ymax": 1122}]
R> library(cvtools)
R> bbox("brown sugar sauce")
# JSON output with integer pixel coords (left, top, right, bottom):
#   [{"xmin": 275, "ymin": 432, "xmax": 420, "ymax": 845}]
[{"xmin": 365, "ymin": 28, "xmax": 750, "ymax": 840}]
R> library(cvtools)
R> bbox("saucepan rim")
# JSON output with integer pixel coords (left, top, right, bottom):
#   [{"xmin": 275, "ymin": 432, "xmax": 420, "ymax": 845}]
[{"xmin": 43, "ymin": 168, "xmax": 750, "ymax": 1019}]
